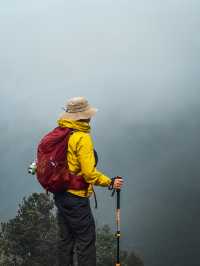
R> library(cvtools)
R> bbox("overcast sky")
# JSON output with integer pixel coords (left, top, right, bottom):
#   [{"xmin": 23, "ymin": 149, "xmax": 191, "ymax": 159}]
[{"xmin": 1, "ymin": 1, "xmax": 200, "ymax": 265}]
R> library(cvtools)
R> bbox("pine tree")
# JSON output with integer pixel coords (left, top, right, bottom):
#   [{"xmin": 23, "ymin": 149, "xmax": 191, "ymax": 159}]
[{"xmin": 0, "ymin": 193, "xmax": 57, "ymax": 266}]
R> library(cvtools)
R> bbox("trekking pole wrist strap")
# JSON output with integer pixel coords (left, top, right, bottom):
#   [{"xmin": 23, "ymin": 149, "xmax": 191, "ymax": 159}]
[{"xmin": 108, "ymin": 177, "xmax": 115, "ymax": 190}]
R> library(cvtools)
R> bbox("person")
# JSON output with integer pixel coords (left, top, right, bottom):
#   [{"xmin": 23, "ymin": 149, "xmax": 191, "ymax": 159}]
[{"xmin": 54, "ymin": 96, "xmax": 124, "ymax": 266}]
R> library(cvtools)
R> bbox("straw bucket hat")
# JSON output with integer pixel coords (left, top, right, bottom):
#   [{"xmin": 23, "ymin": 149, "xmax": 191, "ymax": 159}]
[{"xmin": 59, "ymin": 97, "xmax": 98, "ymax": 121}]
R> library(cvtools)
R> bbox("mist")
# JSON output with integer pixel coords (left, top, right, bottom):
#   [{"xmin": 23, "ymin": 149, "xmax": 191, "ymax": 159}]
[{"xmin": 1, "ymin": 1, "xmax": 200, "ymax": 265}]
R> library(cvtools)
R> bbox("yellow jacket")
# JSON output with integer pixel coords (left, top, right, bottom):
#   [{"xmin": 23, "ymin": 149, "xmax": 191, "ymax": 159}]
[{"xmin": 57, "ymin": 119, "xmax": 112, "ymax": 197}]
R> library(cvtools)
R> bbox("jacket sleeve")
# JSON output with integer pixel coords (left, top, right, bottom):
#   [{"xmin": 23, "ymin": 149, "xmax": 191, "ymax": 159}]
[{"xmin": 77, "ymin": 133, "xmax": 112, "ymax": 186}]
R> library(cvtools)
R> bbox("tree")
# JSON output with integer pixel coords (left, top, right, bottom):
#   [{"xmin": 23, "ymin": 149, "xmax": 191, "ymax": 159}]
[
  {"xmin": 0, "ymin": 193, "xmax": 144, "ymax": 266},
  {"xmin": 96, "ymin": 225, "xmax": 144, "ymax": 266},
  {"xmin": 0, "ymin": 193, "xmax": 57, "ymax": 266},
  {"xmin": 125, "ymin": 251, "xmax": 144, "ymax": 266},
  {"xmin": 96, "ymin": 224, "xmax": 128, "ymax": 266}
]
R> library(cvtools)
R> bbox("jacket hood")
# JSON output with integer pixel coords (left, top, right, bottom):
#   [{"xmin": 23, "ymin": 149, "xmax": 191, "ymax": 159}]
[{"xmin": 57, "ymin": 119, "xmax": 91, "ymax": 133}]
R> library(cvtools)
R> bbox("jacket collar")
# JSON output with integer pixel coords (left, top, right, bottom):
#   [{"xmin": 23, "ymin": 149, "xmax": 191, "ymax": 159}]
[{"xmin": 57, "ymin": 119, "xmax": 91, "ymax": 133}]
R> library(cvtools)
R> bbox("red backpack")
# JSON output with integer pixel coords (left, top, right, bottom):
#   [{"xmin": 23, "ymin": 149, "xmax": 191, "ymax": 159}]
[{"xmin": 36, "ymin": 127, "xmax": 89, "ymax": 193}]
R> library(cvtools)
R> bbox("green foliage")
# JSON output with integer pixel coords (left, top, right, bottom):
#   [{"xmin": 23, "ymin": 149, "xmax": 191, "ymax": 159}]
[
  {"xmin": 0, "ymin": 193, "xmax": 57, "ymax": 266},
  {"xmin": 125, "ymin": 251, "xmax": 144, "ymax": 266},
  {"xmin": 0, "ymin": 193, "xmax": 144, "ymax": 266},
  {"xmin": 96, "ymin": 225, "xmax": 115, "ymax": 265},
  {"xmin": 96, "ymin": 225, "xmax": 143, "ymax": 266}
]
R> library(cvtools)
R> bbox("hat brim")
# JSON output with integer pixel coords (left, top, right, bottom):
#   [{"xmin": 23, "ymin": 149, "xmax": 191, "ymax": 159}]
[{"xmin": 58, "ymin": 107, "xmax": 98, "ymax": 121}]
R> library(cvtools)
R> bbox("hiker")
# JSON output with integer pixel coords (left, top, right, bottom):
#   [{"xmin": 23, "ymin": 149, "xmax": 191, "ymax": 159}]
[{"xmin": 53, "ymin": 96, "xmax": 124, "ymax": 266}]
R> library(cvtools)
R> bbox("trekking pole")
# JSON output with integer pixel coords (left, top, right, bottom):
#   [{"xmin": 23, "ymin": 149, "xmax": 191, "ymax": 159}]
[{"xmin": 115, "ymin": 176, "xmax": 122, "ymax": 266}]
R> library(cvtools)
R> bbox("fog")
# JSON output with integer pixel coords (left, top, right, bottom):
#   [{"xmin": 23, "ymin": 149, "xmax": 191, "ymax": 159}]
[{"xmin": 1, "ymin": 1, "xmax": 200, "ymax": 265}]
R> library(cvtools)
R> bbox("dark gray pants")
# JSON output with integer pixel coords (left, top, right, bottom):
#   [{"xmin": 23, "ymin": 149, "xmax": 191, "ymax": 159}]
[{"xmin": 54, "ymin": 192, "xmax": 96, "ymax": 266}]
